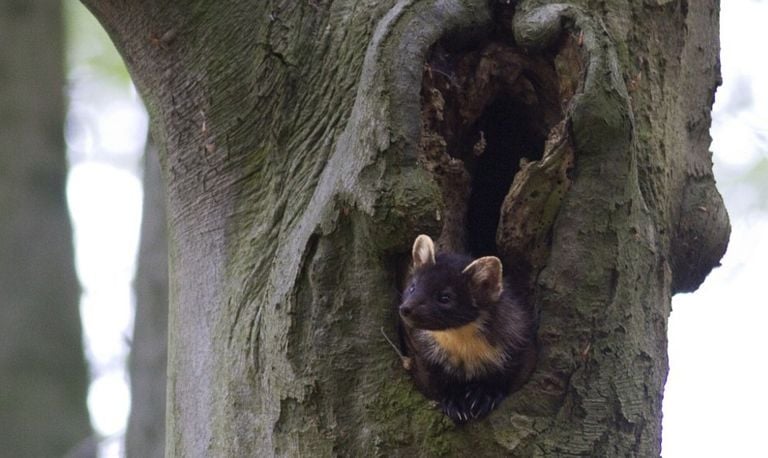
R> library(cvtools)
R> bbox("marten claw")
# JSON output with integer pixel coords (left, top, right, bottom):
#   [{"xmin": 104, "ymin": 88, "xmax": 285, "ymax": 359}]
[
  {"xmin": 440, "ymin": 399, "xmax": 457, "ymax": 423},
  {"xmin": 440, "ymin": 398, "xmax": 468, "ymax": 424},
  {"xmin": 441, "ymin": 386, "xmax": 508, "ymax": 424}
]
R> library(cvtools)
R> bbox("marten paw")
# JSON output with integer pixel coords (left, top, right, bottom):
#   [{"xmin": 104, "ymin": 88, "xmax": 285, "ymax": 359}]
[
  {"xmin": 440, "ymin": 387, "xmax": 507, "ymax": 424},
  {"xmin": 467, "ymin": 389, "xmax": 506, "ymax": 420},
  {"xmin": 440, "ymin": 397, "xmax": 471, "ymax": 424}
]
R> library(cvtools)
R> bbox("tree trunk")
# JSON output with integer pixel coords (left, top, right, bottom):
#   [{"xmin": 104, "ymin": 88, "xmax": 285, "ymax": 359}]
[
  {"xmin": 0, "ymin": 1, "xmax": 93, "ymax": 456},
  {"xmin": 85, "ymin": 0, "xmax": 728, "ymax": 456},
  {"xmin": 126, "ymin": 138, "xmax": 168, "ymax": 458}
]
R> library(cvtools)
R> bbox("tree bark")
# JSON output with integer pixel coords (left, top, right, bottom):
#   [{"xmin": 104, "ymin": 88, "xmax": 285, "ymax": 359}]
[
  {"xmin": 0, "ymin": 1, "xmax": 93, "ymax": 456},
  {"xmin": 126, "ymin": 138, "xmax": 168, "ymax": 458},
  {"xmin": 85, "ymin": 0, "xmax": 727, "ymax": 456}
]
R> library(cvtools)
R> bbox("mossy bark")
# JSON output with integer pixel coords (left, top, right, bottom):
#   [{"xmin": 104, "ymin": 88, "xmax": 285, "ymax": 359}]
[{"xmin": 85, "ymin": 0, "xmax": 726, "ymax": 455}]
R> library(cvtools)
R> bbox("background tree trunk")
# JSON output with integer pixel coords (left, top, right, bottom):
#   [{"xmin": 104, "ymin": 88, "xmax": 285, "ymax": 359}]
[
  {"xmin": 126, "ymin": 138, "xmax": 168, "ymax": 458},
  {"xmin": 85, "ymin": 0, "xmax": 728, "ymax": 455},
  {"xmin": 0, "ymin": 1, "xmax": 93, "ymax": 456}
]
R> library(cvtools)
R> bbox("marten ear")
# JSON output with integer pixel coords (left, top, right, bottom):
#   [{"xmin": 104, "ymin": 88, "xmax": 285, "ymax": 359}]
[
  {"xmin": 462, "ymin": 256, "xmax": 503, "ymax": 302},
  {"xmin": 412, "ymin": 234, "xmax": 435, "ymax": 269}
]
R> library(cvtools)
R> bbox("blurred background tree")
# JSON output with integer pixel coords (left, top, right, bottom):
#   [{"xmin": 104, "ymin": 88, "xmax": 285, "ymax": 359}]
[
  {"xmin": 0, "ymin": 1, "xmax": 93, "ymax": 456},
  {"xmin": 125, "ymin": 138, "xmax": 168, "ymax": 458},
  {"xmin": 65, "ymin": 1, "xmax": 167, "ymax": 457}
]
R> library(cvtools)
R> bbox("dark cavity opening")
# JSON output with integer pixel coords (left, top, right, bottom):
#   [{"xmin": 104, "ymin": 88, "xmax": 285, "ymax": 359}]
[
  {"xmin": 466, "ymin": 95, "xmax": 546, "ymax": 257},
  {"xmin": 418, "ymin": 39, "xmax": 561, "ymax": 261}
]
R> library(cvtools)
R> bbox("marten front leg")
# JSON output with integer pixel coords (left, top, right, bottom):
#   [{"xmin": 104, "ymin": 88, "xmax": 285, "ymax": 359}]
[{"xmin": 440, "ymin": 382, "xmax": 507, "ymax": 424}]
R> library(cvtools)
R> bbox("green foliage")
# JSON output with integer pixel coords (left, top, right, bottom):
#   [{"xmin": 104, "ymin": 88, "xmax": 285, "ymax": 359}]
[
  {"xmin": 64, "ymin": 1, "xmax": 131, "ymax": 86},
  {"xmin": 723, "ymin": 154, "xmax": 768, "ymax": 214},
  {"xmin": 742, "ymin": 155, "xmax": 768, "ymax": 190}
]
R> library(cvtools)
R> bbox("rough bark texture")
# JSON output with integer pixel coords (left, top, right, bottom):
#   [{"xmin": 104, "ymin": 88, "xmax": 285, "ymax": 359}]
[
  {"xmin": 85, "ymin": 0, "xmax": 727, "ymax": 456},
  {"xmin": 0, "ymin": 1, "xmax": 93, "ymax": 456},
  {"xmin": 126, "ymin": 138, "xmax": 168, "ymax": 458}
]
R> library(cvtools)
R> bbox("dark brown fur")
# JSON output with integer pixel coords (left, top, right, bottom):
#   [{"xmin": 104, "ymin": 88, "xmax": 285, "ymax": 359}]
[{"xmin": 398, "ymin": 235, "xmax": 536, "ymax": 423}]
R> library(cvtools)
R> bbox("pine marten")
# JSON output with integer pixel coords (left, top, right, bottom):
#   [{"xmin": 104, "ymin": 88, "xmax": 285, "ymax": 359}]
[{"xmin": 397, "ymin": 234, "xmax": 536, "ymax": 423}]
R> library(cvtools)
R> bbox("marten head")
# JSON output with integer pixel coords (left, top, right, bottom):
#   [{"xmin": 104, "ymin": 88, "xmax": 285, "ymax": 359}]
[{"xmin": 399, "ymin": 235, "xmax": 504, "ymax": 331}]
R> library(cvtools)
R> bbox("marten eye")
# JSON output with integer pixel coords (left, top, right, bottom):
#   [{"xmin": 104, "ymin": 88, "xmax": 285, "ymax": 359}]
[
  {"xmin": 408, "ymin": 283, "xmax": 415, "ymax": 294},
  {"xmin": 437, "ymin": 292, "xmax": 452, "ymax": 304}
]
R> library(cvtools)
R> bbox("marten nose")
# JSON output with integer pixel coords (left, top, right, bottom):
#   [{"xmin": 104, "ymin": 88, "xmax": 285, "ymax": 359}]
[{"xmin": 399, "ymin": 303, "xmax": 413, "ymax": 318}]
